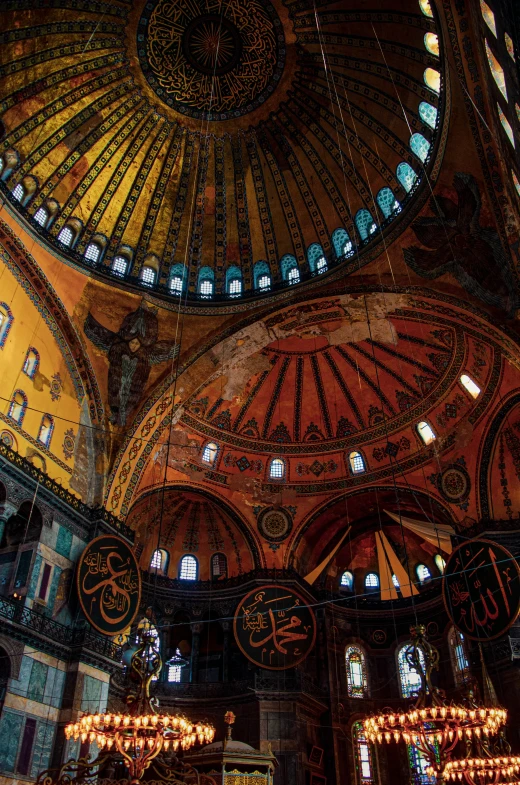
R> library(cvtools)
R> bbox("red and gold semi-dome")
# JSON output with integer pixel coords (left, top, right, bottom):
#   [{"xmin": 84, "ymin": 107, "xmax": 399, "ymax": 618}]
[{"xmin": 0, "ymin": 0, "xmax": 446, "ymax": 304}]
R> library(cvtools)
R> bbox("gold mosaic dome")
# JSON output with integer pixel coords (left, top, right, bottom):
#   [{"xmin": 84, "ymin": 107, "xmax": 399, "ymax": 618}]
[{"xmin": 0, "ymin": 0, "xmax": 446, "ymax": 304}]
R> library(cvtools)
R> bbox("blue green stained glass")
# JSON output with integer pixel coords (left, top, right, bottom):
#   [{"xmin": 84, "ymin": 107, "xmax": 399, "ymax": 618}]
[
  {"xmin": 307, "ymin": 243, "xmax": 326, "ymax": 272},
  {"xmin": 332, "ymin": 228, "xmax": 353, "ymax": 257},
  {"xmin": 410, "ymin": 133, "xmax": 431, "ymax": 163},
  {"xmin": 397, "ymin": 162, "xmax": 418, "ymax": 193},
  {"xmin": 419, "ymin": 102, "xmax": 438, "ymax": 129},
  {"xmin": 253, "ymin": 260, "xmax": 270, "ymax": 287},
  {"xmin": 280, "ymin": 253, "xmax": 298, "ymax": 280},
  {"xmin": 408, "ymin": 743, "xmax": 436, "ymax": 784},
  {"xmin": 376, "ymin": 187, "xmax": 400, "ymax": 219},
  {"xmin": 355, "ymin": 209, "xmax": 376, "ymax": 241},
  {"xmin": 398, "ymin": 644, "xmax": 425, "ymax": 698}
]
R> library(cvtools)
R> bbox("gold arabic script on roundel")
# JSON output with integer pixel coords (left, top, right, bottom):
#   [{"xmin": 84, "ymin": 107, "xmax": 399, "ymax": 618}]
[{"xmin": 138, "ymin": 0, "xmax": 285, "ymax": 120}]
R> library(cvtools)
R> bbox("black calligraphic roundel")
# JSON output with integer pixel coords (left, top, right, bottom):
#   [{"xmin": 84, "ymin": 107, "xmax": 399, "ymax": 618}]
[
  {"xmin": 234, "ymin": 584, "xmax": 316, "ymax": 670},
  {"xmin": 77, "ymin": 535, "xmax": 141, "ymax": 636},
  {"xmin": 442, "ymin": 538, "xmax": 520, "ymax": 641}
]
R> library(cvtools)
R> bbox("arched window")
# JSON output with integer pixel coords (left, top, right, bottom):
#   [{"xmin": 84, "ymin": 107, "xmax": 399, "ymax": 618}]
[
  {"xmin": 141, "ymin": 265, "xmax": 156, "ymax": 286},
  {"xmin": 38, "ymin": 415, "xmax": 54, "ymax": 448},
  {"xmin": 512, "ymin": 171, "xmax": 520, "ymax": 197},
  {"xmin": 376, "ymin": 187, "xmax": 401, "ymax": 219},
  {"xmin": 497, "ymin": 105, "xmax": 515, "ymax": 147},
  {"xmin": 113, "ymin": 255, "xmax": 130, "ymax": 277},
  {"xmin": 84, "ymin": 243, "xmax": 101, "ymax": 264},
  {"xmin": 398, "ymin": 643, "xmax": 425, "ymax": 698},
  {"xmin": 434, "ymin": 554, "xmax": 446, "ymax": 574},
  {"xmin": 353, "ymin": 721, "xmax": 375, "ymax": 784},
  {"xmin": 365, "ymin": 572, "xmax": 379, "ymax": 590},
  {"xmin": 448, "ymin": 627, "xmax": 470, "ymax": 686},
  {"xmin": 355, "ymin": 209, "xmax": 377, "ymax": 241},
  {"xmin": 349, "ymin": 451, "xmax": 366, "ymax": 474},
  {"xmin": 419, "ymin": 0, "xmax": 433, "ymax": 18},
  {"xmin": 460, "ymin": 374, "xmax": 481, "ymax": 399},
  {"xmin": 8, "ymin": 391, "xmax": 27, "ymax": 425},
  {"xmin": 416, "ymin": 563, "xmax": 431, "ymax": 584},
  {"xmin": 197, "ymin": 266, "xmax": 214, "ymax": 297},
  {"xmin": 424, "ymin": 67, "xmax": 441, "ymax": 93},
  {"xmin": 417, "ymin": 421, "xmax": 436, "ymax": 445},
  {"xmin": 23, "ymin": 348, "xmax": 39, "ymax": 379},
  {"xmin": 57, "ymin": 225, "xmax": 74, "ymax": 247},
  {"xmin": 269, "ymin": 457, "xmax": 285, "ymax": 480},
  {"xmin": 397, "ymin": 162, "xmax": 418, "ymax": 193},
  {"xmin": 226, "ymin": 266, "xmax": 242, "ymax": 297},
  {"xmin": 0, "ymin": 303, "xmax": 13, "ymax": 348},
  {"xmin": 202, "ymin": 442, "xmax": 218, "ymax": 465},
  {"xmin": 480, "ymin": 0, "xmax": 497, "ymax": 36},
  {"xmin": 332, "ymin": 228, "xmax": 353, "ymax": 258},
  {"xmin": 424, "ymin": 32, "xmax": 439, "ymax": 56},
  {"xmin": 167, "ymin": 648, "xmax": 184, "ymax": 682},
  {"xmin": 485, "ymin": 41, "xmax": 507, "ymax": 100},
  {"xmin": 34, "ymin": 207, "xmax": 49, "ymax": 228},
  {"xmin": 410, "ymin": 133, "xmax": 431, "ymax": 163},
  {"xmin": 346, "ymin": 646, "xmax": 368, "ymax": 698},
  {"xmin": 150, "ymin": 548, "xmax": 168, "ymax": 574},
  {"xmin": 392, "ymin": 574, "xmax": 400, "ymax": 589},
  {"xmin": 308, "ymin": 243, "xmax": 327, "ymax": 273},
  {"xmin": 419, "ymin": 102, "xmax": 438, "ymax": 130},
  {"xmin": 179, "ymin": 554, "xmax": 198, "ymax": 581},
  {"xmin": 211, "ymin": 552, "xmax": 227, "ymax": 579},
  {"xmin": 280, "ymin": 254, "xmax": 300, "ymax": 284},
  {"xmin": 254, "ymin": 261, "xmax": 271, "ymax": 291},
  {"xmin": 169, "ymin": 263, "xmax": 186, "ymax": 295},
  {"xmin": 408, "ymin": 744, "xmax": 436, "ymax": 785},
  {"xmin": 505, "ymin": 32, "xmax": 515, "ymax": 61},
  {"xmin": 12, "ymin": 183, "xmax": 25, "ymax": 202},
  {"xmin": 340, "ymin": 570, "xmax": 354, "ymax": 590}
]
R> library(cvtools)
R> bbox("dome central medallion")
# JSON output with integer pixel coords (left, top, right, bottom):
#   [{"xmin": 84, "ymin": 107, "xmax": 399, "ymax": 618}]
[{"xmin": 137, "ymin": 0, "xmax": 285, "ymax": 120}]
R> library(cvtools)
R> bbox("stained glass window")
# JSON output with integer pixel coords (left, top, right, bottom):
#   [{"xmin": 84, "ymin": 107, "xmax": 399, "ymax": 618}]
[
  {"xmin": 424, "ymin": 33, "xmax": 439, "ymax": 56},
  {"xmin": 211, "ymin": 553, "xmax": 227, "ymax": 578},
  {"xmin": 419, "ymin": 102, "xmax": 438, "ymax": 129},
  {"xmin": 349, "ymin": 451, "xmax": 366, "ymax": 474},
  {"xmin": 288, "ymin": 266, "xmax": 300, "ymax": 284},
  {"xmin": 340, "ymin": 570, "xmax": 354, "ymax": 590},
  {"xmin": 417, "ymin": 421, "xmax": 436, "ymax": 445},
  {"xmin": 254, "ymin": 260, "xmax": 271, "ymax": 290},
  {"xmin": 408, "ymin": 743, "xmax": 436, "ymax": 784},
  {"xmin": 308, "ymin": 243, "xmax": 327, "ymax": 273},
  {"xmin": 200, "ymin": 278, "xmax": 213, "ymax": 296},
  {"xmin": 58, "ymin": 226, "xmax": 74, "ymax": 247},
  {"xmin": 34, "ymin": 207, "xmax": 48, "ymax": 227},
  {"xmin": 8, "ymin": 390, "xmax": 27, "ymax": 425},
  {"xmin": 226, "ymin": 266, "xmax": 242, "ymax": 296},
  {"xmin": 410, "ymin": 133, "xmax": 431, "ymax": 163},
  {"xmin": 365, "ymin": 572, "xmax": 379, "ymax": 589},
  {"xmin": 141, "ymin": 266, "xmax": 156, "ymax": 286},
  {"xmin": 480, "ymin": 0, "xmax": 497, "ymax": 36},
  {"xmin": 355, "ymin": 209, "xmax": 377, "ymax": 241},
  {"xmin": 398, "ymin": 643, "xmax": 425, "ymax": 698},
  {"xmin": 258, "ymin": 274, "xmax": 271, "ymax": 290},
  {"xmin": 170, "ymin": 275, "xmax": 183, "ymax": 294},
  {"xmin": 434, "ymin": 554, "xmax": 446, "ymax": 573},
  {"xmin": 448, "ymin": 627, "xmax": 470, "ymax": 686},
  {"xmin": 198, "ymin": 266, "xmax": 213, "ymax": 296},
  {"xmin": 112, "ymin": 256, "xmax": 128, "ymax": 276},
  {"xmin": 397, "ymin": 162, "xmax": 418, "ymax": 193},
  {"xmin": 332, "ymin": 227, "xmax": 353, "ymax": 257},
  {"xmin": 416, "ymin": 564, "xmax": 431, "ymax": 584},
  {"xmin": 0, "ymin": 303, "xmax": 14, "ymax": 347},
  {"xmin": 150, "ymin": 550, "xmax": 168, "ymax": 573},
  {"xmin": 376, "ymin": 187, "xmax": 400, "ymax": 219},
  {"xmin": 281, "ymin": 254, "xmax": 299, "ymax": 282},
  {"xmin": 38, "ymin": 415, "xmax": 54, "ymax": 448},
  {"xmin": 460, "ymin": 374, "xmax": 481, "ymax": 398},
  {"xmin": 485, "ymin": 41, "xmax": 507, "ymax": 100},
  {"xmin": 23, "ymin": 348, "xmax": 39, "ymax": 379},
  {"xmin": 202, "ymin": 442, "xmax": 218, "ymax": 465},
  {"xmin": 497, "ymin": 105, "xmax": 515, "ymax": 147},
  {"xmin": 424, "ymin": 68, "xmax": 441, "ymax": 93},
  {"xmin": 346, "ymin": 647, "xmax": 368, "ymax": 698},
  {"xmin": 353, "ymin": 721, "xmax": 375, "ymax": 784},
  {"xmin": 269, "ymin": 458, "xmax": 285, "ymax": 479},
  {"xmin": 179, "ymin": 555, "xmax": 198, "ymax": 581},
  {"xmin": 419, "ymin": 0, "xmax": 433, "ymax": 18},
  {"xmin": 505, "ymin": 32, "xmax": 515, "ymax": 61}
]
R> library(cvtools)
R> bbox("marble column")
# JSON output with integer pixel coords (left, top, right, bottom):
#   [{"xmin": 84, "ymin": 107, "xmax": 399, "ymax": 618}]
[{"xmin": 0, "ymin": 500, "xmax": 17, "ymax": 545}]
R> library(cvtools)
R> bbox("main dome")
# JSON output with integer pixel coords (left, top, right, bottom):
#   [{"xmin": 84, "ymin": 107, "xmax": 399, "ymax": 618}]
[{"xmin": 0, "ymin": 0, "xmax": 446, "ymax": 305}]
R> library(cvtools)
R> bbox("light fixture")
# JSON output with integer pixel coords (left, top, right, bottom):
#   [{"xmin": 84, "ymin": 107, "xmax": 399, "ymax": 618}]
[
  {"xmin": 363, "ymin": 626, "xmax": 507, "ymax": 779},
  {"xmin": 64, "ymin": 627, "xmax": 215, "ymax": 781}
]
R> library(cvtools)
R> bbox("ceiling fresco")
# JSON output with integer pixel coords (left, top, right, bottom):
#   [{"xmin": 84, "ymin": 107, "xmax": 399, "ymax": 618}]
[{"xmin": 0, "ymin": 0, "xmax": 446, "ymax": 302}]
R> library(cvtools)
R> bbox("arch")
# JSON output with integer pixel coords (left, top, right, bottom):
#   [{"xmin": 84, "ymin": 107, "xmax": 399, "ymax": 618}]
[
  {"xmin": 419, "ymin": 102, "xmax": 438, "ymax": 130},
  {"xmin": 32, "ymin": 198, "xmax": 59, "ymax": 230},
  {"xmin": 376, "ymin": 187, "xmax": 400, "ymax": 219},
  {"xmin": 348, "ymin": 451, "xmax": 366, "ymax": 474},
  {"xmin": 0, "ymin": 149, "xmax": 19, "ymax": 181},
  {"xmin": 22, "ymin": 348, "xmax": 39, "ymax": 379},
  {"xmin": 3, "ymin": 500, "xmax": 43, "ymax": 547},
  {"xmin": 280, "ymin": 254, "xmax": 299, "ymax": 283},
  {"xmin": 448, "ymin": 627, "xmax": 470, "ymax": 686},
  {"xmin": 424, "ymin": 67, "xmax": 441, "ymax": 93},
  {"xmin": 485, "ymin": 41, "xmax": 507, "ymax": 100},
  {"xmin": 340, "ymin": 570, "xmax": 354, "ymax": 590},
  {"xmin": 480, "ymin": 0, "xmax": 497, "ymax": 36},
  {"xmin": 150, "ymin": 548, "xmax": 168, "ymax": 575},
  {"xmin": 269, "ymin": 457, "xmax": 285, "ymax": 480},
  {"xmin": 365, "ymin": 572, "xmax": 379, "ymax": 591},
  {"xmin": 332, "ymin": 228, "xmax": 353, "ymax": 258},
  {"xmin": 434, "ymin": 554, "xmax": 445, "ymax": 574},
  {"xmin": 460, "ymin": 374, "xmax": 480, "ymax": 399},
  {"xmin": 479, "ymin": 393, "xmax": 520, "ymax": 519},
  {"xmin": 397, "ymin": 642, "xmax": 425, "ymax": 698},
  {"xmin": 198, "ymin": 266, "xmax": 214, "ymax": 297},
  {"xmin": 211, "ymin": 552, "xmax": 227, "ymax": 579},
  {"xmin": 415, "ymin": 563, "xmax": 431, "ymax": 584},
  {"xmin": 396, "ymin": 162, "xmax": 418, "ymax": 193},
  {"xmin": 8, "ymin": 390, "xmax": 27, "ymax": 425},
  {"xmin": 307, "ymin": 243, "xmax": 327, "ymax": 273},
  {"xmin": 225, "ymin": 265, "xmax": 242, "ymax": 297},
  {"xmin": 416, "ymin": 420, "xmax": 436, "ymax": 445},
  {"xmin": 179, "ymin": 554, "xmax": 198, "ymax": 581},
  {"xmin": 254, "ymin": 261, "xmax": 271, "ymax": 290},
  {"xmin": 497, "ymin": 105, "xmax": 515, "ymax": 147},
  {"xmin": 410, "ymin": 133, "xmax": 431, "ymax": 163},
  {"xmin": 202, "ymin": 441, "xmax": 219, "ymax": 465},
  {"xmin": 355, "ymin": 209, "xmax": 377, "ymax": 241},
  {"xmin": 419, "ymin": 0, "xmax": 433, "ymax": 18},
  {"xmin": 345, "ymin": 645, "xmax": 368, "ymax": 698},
  {"xmin": 57, "ymin": 217, "xmax": 82, "ymax": 249},
  {"xmin": 352, "ymin": 721, "xmax": 376, "ymax": 784},
  {"xmin": 38, "ymin": 415, "xmax": 54, "ymax": 448},
  {"xmin": 424, "ymin": 32, "xmax": 439, "ymax": 56},
  {"xmin": 111, "ymin": 246, "xmax": 133, "ymax": 277},
  {"xmin": 12, "ymin": 175, "xmax": 38, "ymax": 207}
]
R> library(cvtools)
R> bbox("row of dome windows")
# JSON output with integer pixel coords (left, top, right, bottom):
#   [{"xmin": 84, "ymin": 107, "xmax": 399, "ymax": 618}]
[
  {"xmin": 149, "ymin": 550, "xmax": 226, "ymax": 581},
  {"xmin": 339, "ymin": 554, "xmax": 446, "ymax": 594}
]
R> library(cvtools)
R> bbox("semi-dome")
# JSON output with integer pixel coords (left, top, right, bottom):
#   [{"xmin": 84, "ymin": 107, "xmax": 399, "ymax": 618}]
[{"xmin": 0, "ymin": 0, "xmax": 445, "ymax": 305}]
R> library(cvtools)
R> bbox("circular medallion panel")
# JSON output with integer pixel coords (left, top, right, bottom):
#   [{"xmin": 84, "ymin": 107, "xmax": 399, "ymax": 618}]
[
  {"xmin": 258, "ymin": 507, "xmax": 292, "ymax": 542},
  {"xmin": 234, "ymin": 584, "xmax": 316, "ymax": 670},
  {"xmin": 138, "ymin": 0, "xmax": 285, "ymax": 119},
  {"xmin": 77, "ymin": 535, "xmax": 141, "ymax": 636},
  {"xmin": 442, "ymin": 539, "xmax": 520, "ymax": 641}
]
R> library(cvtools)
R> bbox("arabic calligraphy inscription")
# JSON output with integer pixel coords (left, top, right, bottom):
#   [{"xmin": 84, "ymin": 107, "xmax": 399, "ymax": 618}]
[
  {"xmin": 234, "ymin": 585, "xmax": 316, "ymax": 670},
  {"xmin": 77, "ymin": 535, "xmax": 141, "ymax": 636},
  {"xmin": 442, "ymin": 538, "xmax": 520, "ymax": 641}
]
